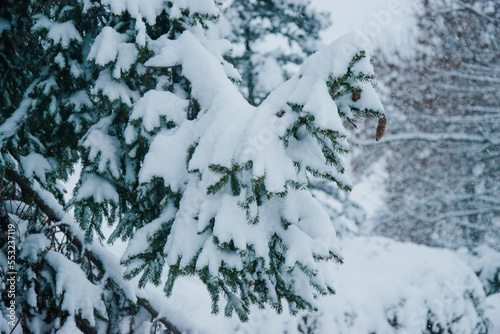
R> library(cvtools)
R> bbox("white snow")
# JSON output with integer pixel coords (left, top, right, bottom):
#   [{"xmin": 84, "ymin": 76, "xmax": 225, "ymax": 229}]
[
  {"xmin": 66, "ymin": 91, "xmax": 93, "ymax": 112},
  {"xmin": 32, "ymin": 15, "xmax": 82, "ymax": 48},
  {"xmin": 90, "ymin": 242, "xmax": 137, "ymax": 303},
  {"xmin": 20, "ymin": 152, "xmax": 52, "ymax": 184},
  {"xmin": 484, "ymin": 293, "xmax": 500, "ymax": 333},
  {"xmin": 54, "ymin": 52, "xmax": 65, "ymax": 68},
  {"xmin": 33, "ymin": 181, "xmax": 66, "ymax": 220},
  {"xmin": 0, "ymin": 98, "xmax": 32, "ymax": 146},
  {"xmin": 57, "ymin": 317, "xmax": 85, "ymax": 334},
  {"xmin": 128, "ymin": 90, "xmax": 189, "ymax": 134},
  {"xmin": 122, "ymin": 204, "xmax": 176, "ymax": 265},
  {"xmin": 169, "ymin": 0, "xmax": 219, "ymax": 20},
  {"xmin": 97, "ymin": 0, "xmax": 217, "ymax": 24},
  {"xmin": 3, "ymin": 2, "xmax": 493, "ymax": 333},
  {"xmin": 45, "ymin": 251, "xmax": 107, "ymax": 326},
  {"xmin": 100, "ymin": 0, "xmax": 165, "ymax": 23},
  {"xmin": 74, "ymin": 174, "xmax": 119, "ymax": 204},
  {"xmin": 322, "ymin": 237, "xmax": 487, "ymax": 334},
  {"xmin": 138, "ymin": 123, "xmax": 197, "ymax": 191},
  {"xmin": 458, "ymin": 245, "xmax": 500, "ymax": 295},
  {"xmin": 88, "ymin": 26, "xmax": 137, "ymax": 78},
  {"xmin": 19, "ymin": 234, "xmax": 51, "ymax": 262},
  {"xmin": 88, "ymin": 27, "xmax": 126, "ymax": 66},
  {"xmin": 82, "ymin": 116, "xmax": 121, "ymax": 178},
  {"xmin": 93, "ymin": 70, "xmax": 139, "ymax": 106},
  {"xmin": 133, "ymin": 27, "xmax": 386, "ymax": 317}
]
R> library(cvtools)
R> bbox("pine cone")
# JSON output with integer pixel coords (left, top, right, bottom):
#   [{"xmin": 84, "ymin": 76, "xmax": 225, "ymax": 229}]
[
  {"xmin": 352, "ymin": 89, "xmax": 361, "ymax": 102},
  {"xmin": 375, "ymin": 115, "xmax": 386, "ymax": 141}
]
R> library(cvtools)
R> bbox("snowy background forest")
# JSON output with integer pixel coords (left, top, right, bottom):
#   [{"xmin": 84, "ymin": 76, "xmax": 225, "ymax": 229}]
[{"xmin": 1, "ymin": 0, "xmax": 499, "ymax": 333}]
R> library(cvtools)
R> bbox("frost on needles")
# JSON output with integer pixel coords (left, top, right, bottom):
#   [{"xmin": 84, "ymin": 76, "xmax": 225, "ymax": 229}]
[{"xmin": 120, "ymin": 33, "xmax": 384, "ymax": 320}]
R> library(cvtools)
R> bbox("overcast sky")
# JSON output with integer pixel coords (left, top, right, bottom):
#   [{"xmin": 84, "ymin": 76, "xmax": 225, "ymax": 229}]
[{"xmin": 312, "ymin": 0, "xmax": 419, "ymax": 57}]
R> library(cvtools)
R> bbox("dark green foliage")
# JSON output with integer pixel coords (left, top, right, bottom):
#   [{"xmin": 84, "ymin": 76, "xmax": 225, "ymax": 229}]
[
  {"xmin": 0, "ymin": 0, "xmax": 37, "ymax": 119},
  {"xmin": 123, "ymin": 220, "xmax": 173, "ymax": 288},
  {"xmin": 207, "ymin": 163, "xmax": 252, "ymax": 196}
]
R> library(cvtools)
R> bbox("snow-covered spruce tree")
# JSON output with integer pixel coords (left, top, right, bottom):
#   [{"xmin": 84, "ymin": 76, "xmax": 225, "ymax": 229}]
[
  {"xmin": 117, "ymin": 30, "xmax": 384, "ymax": 319},
  {"xmin": 220, "ymin": 0, "xmax": 329, "ymax": 106},
  {"xmin": 0, "ymin": 1, "xmax": 178, "ymax": 332},
  {"xmin": 362, "ymin": 0, "xmax": 500, "ymax": 249}
]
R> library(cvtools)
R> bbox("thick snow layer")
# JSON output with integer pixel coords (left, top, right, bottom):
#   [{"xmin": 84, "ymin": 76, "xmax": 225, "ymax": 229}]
[
  {"xmin": 20, "ymin": 152, "xmax": 52, "ymax": 184},
  {"xmin": 45, "ymin": 251, "xmax": 107, "ymax": 326},
  {"xmin": 88, "ymin": 27, "xmax": 127, "ymax": 66},
  {"xmin": 484, "ymin": 293, "xmax": 500, "ymax": 332},
  {"xmin": 128, "ymin": 90, "xmax": 189, "ymax": 135},
  {"xmin": 135, "ymin": 30, "xmax": 385, "ymax": 315},
  {"xmin": 57, "ymin": 317, "xmax": 84, "ymax": 334},
  {"xmin": 33, "ymin": 181, "xmax": 66, "ymax": 219},
  {"xmin": 90, "ymin": 242, "xmax": 137, "ymax": 303},
  {"xmin": 458, "ymin": 245, "xmax": 500, "ymax": 295},
  {"xmin": 88, "ymin": 26, "xmax": 137, "ymax": 78},
  {"xmin": 96, "ymin": 0, "xmax": 217, "ymax": 23},
  {"xmin": 122, "ymin": 204, "xmax": 177, "ymax": 264},
  {"xmin": 32, "ymin": 15, "xmax": 82, "ymax": 48},
  {"xmin": 74, "ymin": 173, "xmax": 119, "ymax": 204},
  {"xmin": 99, "ymin": 0, "xmax": 165, "ymax": 23},
  {"xmin": 82, "ymin": 116, "xmax": 121, "ymax": 178},
  {"xmin": 66, "ymin": 90, "xmax": 93, "ymax": 112},
  {"xmin": 319, "ymin": 237, "xmax": 487, "ymax": 334},
  {"xmin": 0, "ymin": 98, "xmax": 32, "ymax": 146},
  {"xmin": 19, "ymin": 234, "xmax": 51, "ymax": 262},
  {"xmin": 93, "ymin": 70, "xmax": 139, "ymax": 106},
  {"xmin": 168, "ymin": 0, "xmax": 219, "ymax": 20}
]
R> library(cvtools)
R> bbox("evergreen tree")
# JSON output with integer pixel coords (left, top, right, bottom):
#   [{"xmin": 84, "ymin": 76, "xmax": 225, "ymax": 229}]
[
  {"xmin": 0, "ymin": 1, "xmax": 181, "ymax": 332},
  {"xmin": 221, "ymin": 0, "xmax": 330, "ymax": 105},
  {"xmin": 1, "ymin": 0, "xmax": 386, "ymax": 329}
]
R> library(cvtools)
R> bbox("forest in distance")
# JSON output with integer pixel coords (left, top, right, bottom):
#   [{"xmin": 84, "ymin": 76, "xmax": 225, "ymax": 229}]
[{"xmin": 1, "ymin": 0, "xmax": 499, "ymax": 333}]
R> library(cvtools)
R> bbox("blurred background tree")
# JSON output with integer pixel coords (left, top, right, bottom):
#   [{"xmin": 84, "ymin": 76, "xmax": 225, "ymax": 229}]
[
  {"xmin": 355, "ymin": 0, "xmax": 500, "ymax": 250},
  {"xmin": 220, "ymin": 0, "xmax": 329, "ymax": 105}
]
